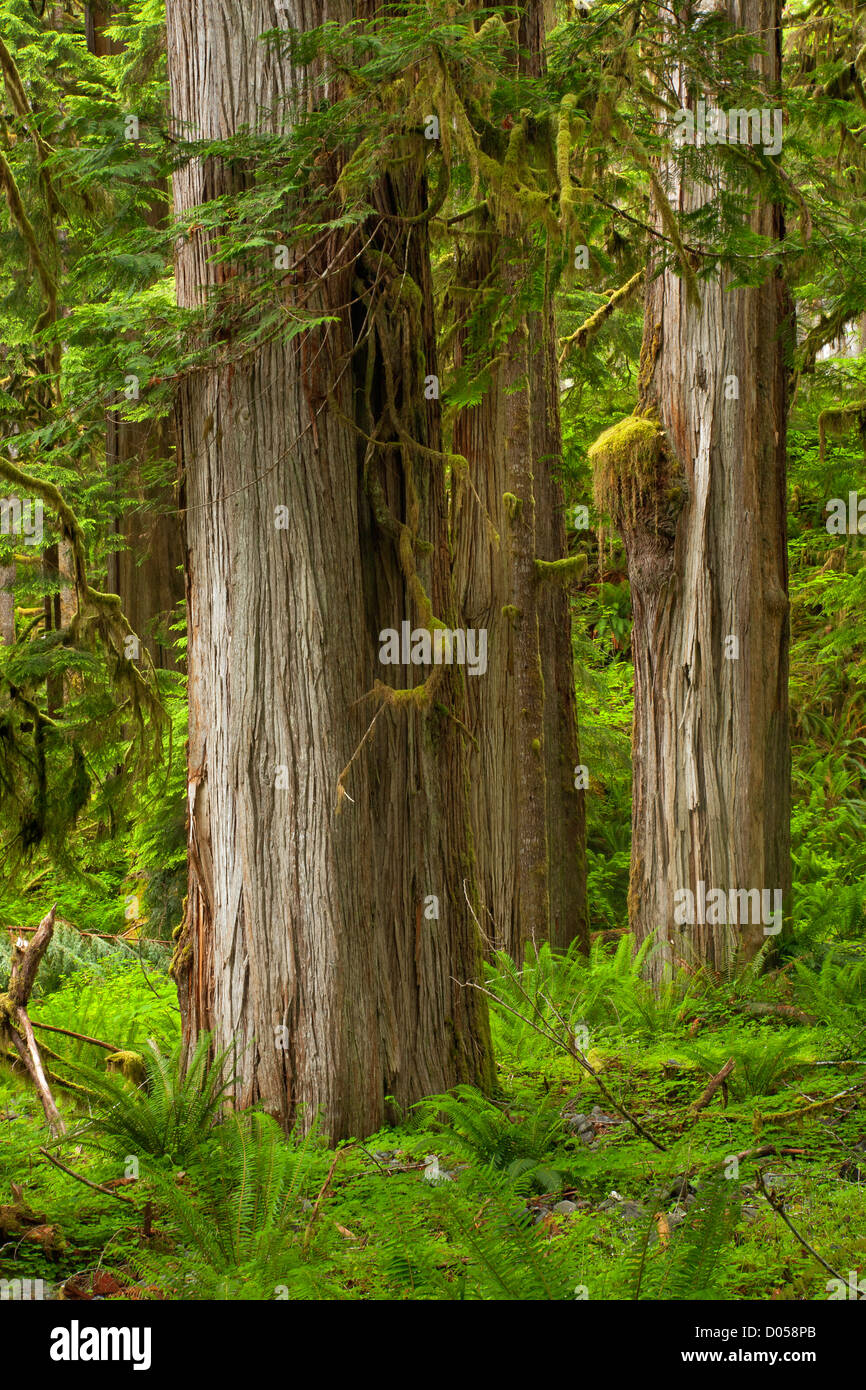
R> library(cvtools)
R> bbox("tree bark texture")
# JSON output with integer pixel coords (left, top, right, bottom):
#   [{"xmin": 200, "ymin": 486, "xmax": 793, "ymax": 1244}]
[
  {"xmin": 166, "ymin": 0, "xmax": 491, "ymax": 1139},
  {"xmin": 450, "ymin": 0, "xmax": 588, "ymax": 960},
  {"xmin": 622, "ymin": 0, "xmax": 791, "ymax": 979}
]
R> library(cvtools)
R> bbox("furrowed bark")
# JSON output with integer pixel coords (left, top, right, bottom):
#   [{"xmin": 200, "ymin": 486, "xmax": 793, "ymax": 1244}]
[
  {"xmin": 501, "ymin": 255, "xmax": 550, "ymax": 956},
  {"xmin": 614, "ymin": 0, "xmax": 791, "ymax": 980},
  {"xmin": 531, "ymin": 295, "xmax": 589, "ymax": 954},
  {"xmin": 167, "ymin": 0, "xmax": 491, "ymax": 1139},
  {"xmin": 452, "ymin": 228, "xmax": 519, "ymax": 956},
  {"xmin": 450, "ymin": 0, "xmax": 588, "ymax": 960}
]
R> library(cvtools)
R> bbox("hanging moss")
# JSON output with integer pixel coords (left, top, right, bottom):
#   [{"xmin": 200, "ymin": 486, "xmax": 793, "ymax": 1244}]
[
  {"xmin": 589, "ymin": 413, "xmax": 680, "ymax": 531},
  {"xmin": 817, "ymin": 403, "xmax": 866, "ymax": 462}
]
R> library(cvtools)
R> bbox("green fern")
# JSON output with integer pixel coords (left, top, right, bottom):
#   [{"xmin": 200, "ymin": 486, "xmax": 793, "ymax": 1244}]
[
  {"xmin": 684, "ymin": 1029, "xmax": 806, "ymax": 1100},
  {"xmin": 133, "ymin": 1111, "xmax": 332, "ymax": 1300},
  {"xmin": 628, "ymin": 1176, "xmax": 740, "ymax": 1300},
  {"xmin": 72, "ymin": 1033, "xmax": 235, "ymax": 1167},
  {"xmin": 414, "ymin": 1085, "xmax": 570, "ymax": 1192}
]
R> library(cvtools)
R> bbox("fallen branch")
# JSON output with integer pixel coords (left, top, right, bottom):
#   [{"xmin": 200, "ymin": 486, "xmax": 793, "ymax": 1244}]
[
  {"xmin": 705, "ymin": 1143, "xmax": 804, "ymax": 1172},
  {"xmin": 757, "ymin": 1077, "xmax": 866, "ymax": 1126},
  {"xmin": 14, "ymin": 920, "xmax": 173, "ymax": 946},
  {"xmin": 303, "ymin": 1144, "xmax": 354, "ymax": 1253},
  {"xmin": 756, "ymin": 1167, "xmax": 842, "ymax": 1283},
  {"xmin": 457, "ymin": 972, "xmax": 667, "ymax": 1152},
  {"xmin": 691, "ymin": 1057, "xmax": 735, "ymax": 1114},
  {"xmin": 30, "ymin": 1021, "xmax": 119, "ymax": 1053},
  {"xmin": 0, "ymin": 1047, "xmax": 91, "ymax": 1096},
  {"xmin": 38, "ymin": 1146, "xmax": 135, "ymax": 1205},
  {"xmin": 0, "ymin": 906, "xmax": 64, "ymax": 1135}
]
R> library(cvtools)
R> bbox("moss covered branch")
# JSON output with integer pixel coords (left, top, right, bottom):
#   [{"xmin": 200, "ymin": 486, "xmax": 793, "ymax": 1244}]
[
  {"xmin": 558, "ymin": 268, "xmax": 645, "ymax": 366},
  {"xmin": 0, "ymin": 452, "xmax": 164, "ymax": 741},
  {"xmin": 534, "ymin": 554, "xmax": 588, "ymax": 584}
]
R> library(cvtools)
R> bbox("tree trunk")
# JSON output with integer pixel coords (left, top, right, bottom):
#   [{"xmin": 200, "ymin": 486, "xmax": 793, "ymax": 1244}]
[
  {"xmin": 85, "ymin": 4, "xmax": 123, "ymax": 57},
  {"xmin": 531, "ymin": 299, "xmax": 589, "ymax": 954},
  {"xmin": 104, "ymin": 413, "xmax": 184, "ymax": 671},
  {"xmin": 0, "ymin": 563, "xmax": 14, "ymax": 645},
  {"xmin": 43, "ymin": 543, "xmax": 62, "ymax": 715},
  {"xmin": 614, "ymin": 0, "xmax": 791, "ymax": 980},
  {"xmin": 166, "ymin": 0, "xmax": 491, "ymax": 1140},
  {"xmin": 87, "ymin": 5, "xmax": 184, "ymax": 672},
  {"xmin": 450, "ymin": 0, "xmax": 588, "ymax": 960},
  {"xmin": 501, "ymin": 259, "xmax": 551, "ymax": 955},
  {"xmin": 451, "ymin": 229, "xmax": 518, "ymax": 956}
]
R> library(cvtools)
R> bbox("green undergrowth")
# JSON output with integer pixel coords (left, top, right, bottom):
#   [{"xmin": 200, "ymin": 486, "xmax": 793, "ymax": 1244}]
[{"xmin": 2, "ymin": 938, "xmax": 863, "ymax": 1301}]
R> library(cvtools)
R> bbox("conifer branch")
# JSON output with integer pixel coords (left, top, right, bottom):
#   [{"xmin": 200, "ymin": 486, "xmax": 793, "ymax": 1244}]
[{"xmin": 558, "ymin": 269, "xmax": 645, "ymax": 366}]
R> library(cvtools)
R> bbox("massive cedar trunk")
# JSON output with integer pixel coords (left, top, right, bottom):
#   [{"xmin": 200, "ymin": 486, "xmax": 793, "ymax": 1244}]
[
  {"xmin": 451, "ymin": 0, "xmax": 588, "ymax": 960},
  {"xmin": 166, "ymin": 0, "xmax": 491, "ymax": 1139},
  {"xmin": 614, "ymin": 0, "xmax": 791, "ymax": 979},
  {"xmin": 519, "ymin": 4, "xmax": 586, "ymax": 954},
  {"xmin": 452, "ymin": 238, "xmax": 555, "ymax": 961}
]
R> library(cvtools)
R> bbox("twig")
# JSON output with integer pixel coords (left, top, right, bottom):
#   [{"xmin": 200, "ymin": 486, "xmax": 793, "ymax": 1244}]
[
  {"xmin": 755, "ymin": 1168, "xmax": 842, "ymax": 1282},
  {"xmin": 456, "ymin": 972, "xmax": 667, "ymax": 1152},
  {"xmin": 462, "ymin": 878, "xmax": 496, "ymax": 951},
  {"xmin": 38, "ymin": 1146, "xmax": 135, "ymax": 1205},
  {"xmin": 534, "ymin": 983, "xmax": 667, "ymax": 1152},
  {"xmin": 30, "ymin": 1021, "xmax": 119, "ymax": 1053},
  {"xmin": 690, "ymin": 1057, "xmax": 735, "ymax": 1114},
  {"xmin": 303, "ymin": 1145, "xmax": 353, "ymax": 1253},
  {"xmin": 335, "ymin": 707, "xmax": 385, "ymax": 813}
]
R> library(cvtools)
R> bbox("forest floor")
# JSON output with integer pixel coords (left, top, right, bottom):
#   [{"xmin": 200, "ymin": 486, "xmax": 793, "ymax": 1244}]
[{"xmin": 2, "ymin": 937, "xmax": 864, "ymax": 1301}]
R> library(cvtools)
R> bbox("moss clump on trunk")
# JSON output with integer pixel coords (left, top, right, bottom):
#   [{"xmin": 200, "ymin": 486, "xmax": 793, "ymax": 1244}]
[
  {"xmin": 106, "ymin": 1050, "xmax": 147, "ymax": 1085},
  {"xmin": 589, "ymin": 414, "xmax": 681, "ymax": 532}
]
